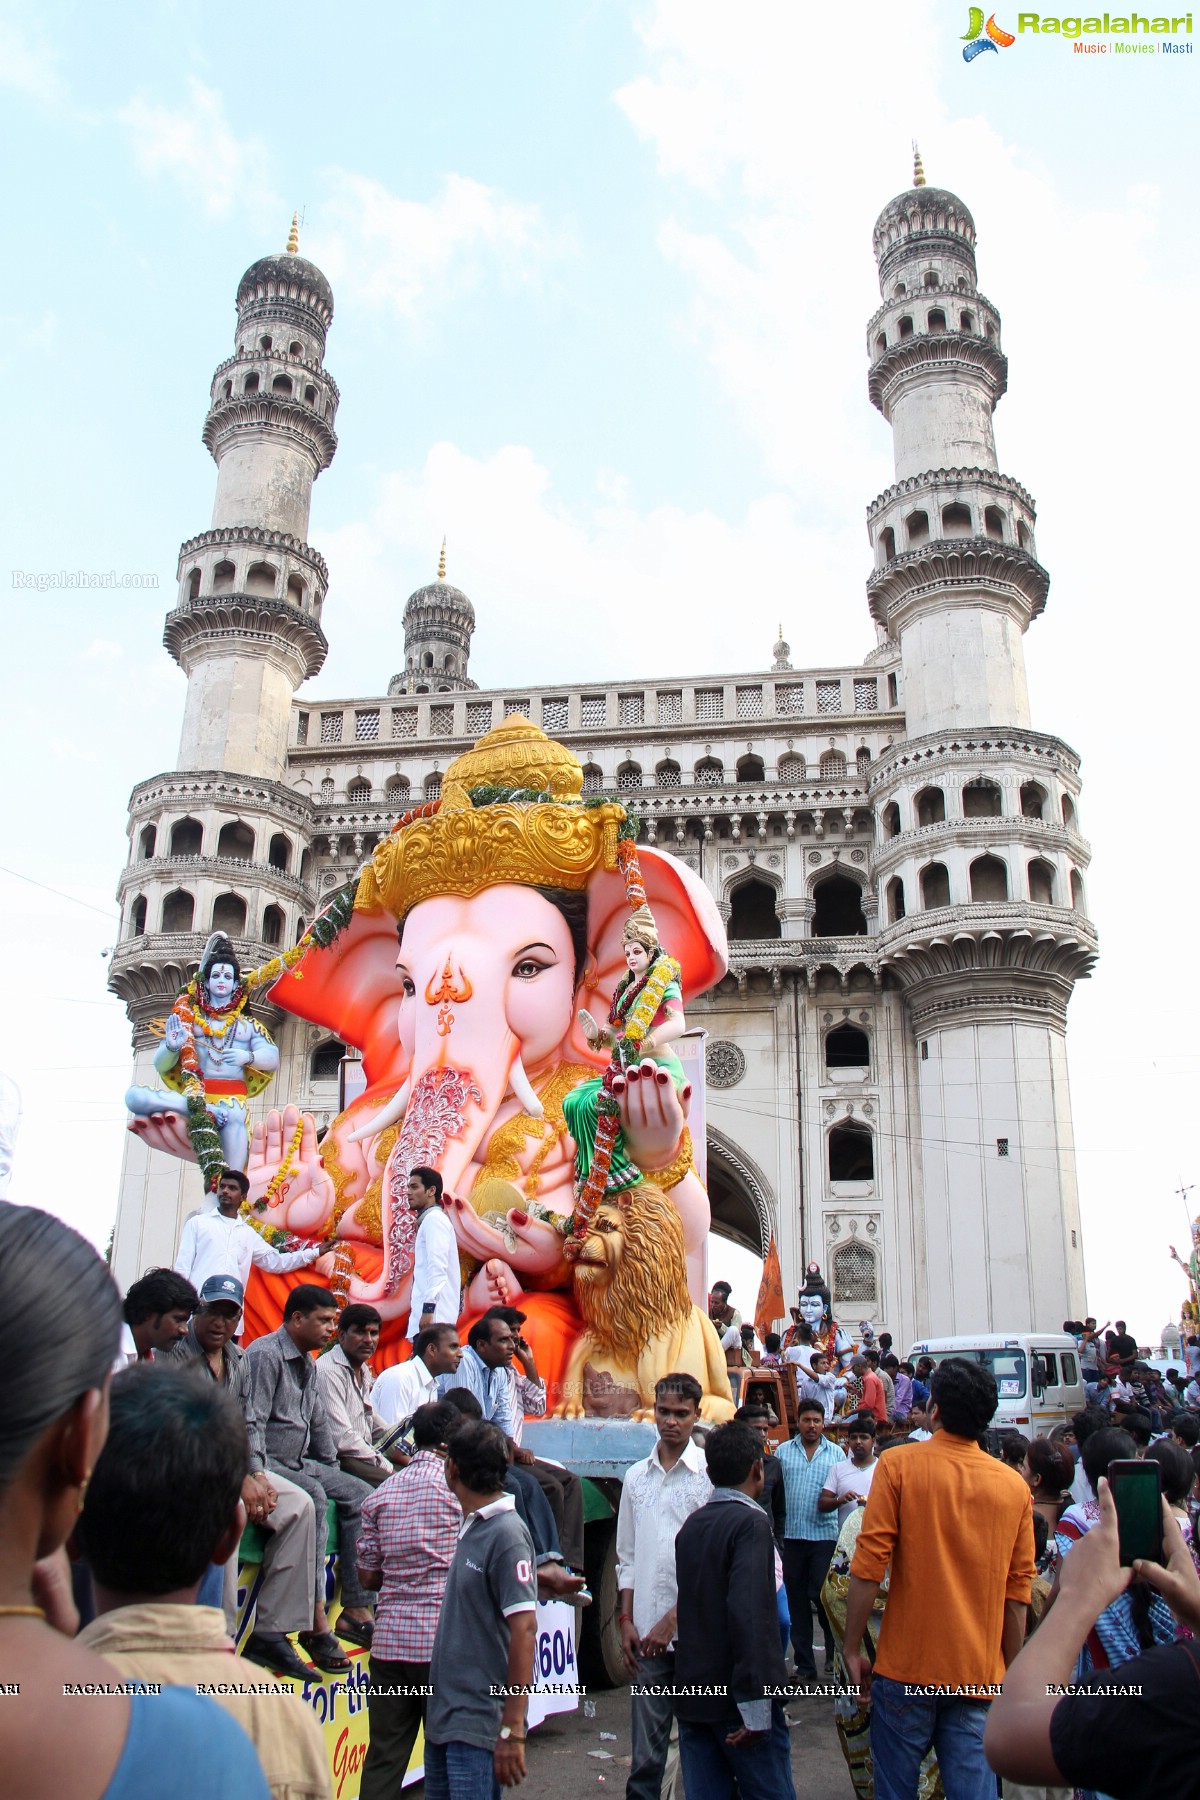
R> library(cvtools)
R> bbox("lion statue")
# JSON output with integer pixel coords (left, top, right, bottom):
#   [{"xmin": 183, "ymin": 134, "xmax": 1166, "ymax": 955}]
[{"xmin": 556, "ymin": 1182, "xmax": 736, "ymax": 1423}]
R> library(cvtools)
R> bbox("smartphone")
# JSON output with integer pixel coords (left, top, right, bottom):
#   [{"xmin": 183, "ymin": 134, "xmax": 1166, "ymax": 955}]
[{"xmin": 1108, "ymin": 1459, "xmax": 1162, "ymax": 1566}]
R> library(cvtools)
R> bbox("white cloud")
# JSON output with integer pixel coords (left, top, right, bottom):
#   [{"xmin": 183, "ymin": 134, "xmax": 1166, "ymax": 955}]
[
  {"xmin": 0, "ymin": 19, "xmax": 63, "ymax": 104},
  {"xmin": 118, "ymin": 78, "xmax": 276, "ymax": 220},
  {"xmin": 315, "ymin": 171, "xmax": 557, "ymax": 324},
  {"xmin": 316, "ymin": 438, "xmax": 874, "ymax": 702}
]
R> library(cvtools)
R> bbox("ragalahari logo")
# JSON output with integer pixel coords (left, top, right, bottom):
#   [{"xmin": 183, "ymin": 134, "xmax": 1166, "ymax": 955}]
[{"xmin": 962, "ymin": 8, "xmax": 1017, "ymax": 57}]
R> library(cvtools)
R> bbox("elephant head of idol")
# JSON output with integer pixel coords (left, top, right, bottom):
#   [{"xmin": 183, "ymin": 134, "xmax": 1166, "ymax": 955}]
[{"xmin": 268, "ymin": 717, "xmax": 727, "ymax": 1320}]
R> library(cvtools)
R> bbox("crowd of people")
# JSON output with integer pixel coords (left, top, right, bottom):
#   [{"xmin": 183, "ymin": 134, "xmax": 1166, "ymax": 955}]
[{"xmin": 6, "ymin": 1194, "xmax": 1200, "ymax": 1800}]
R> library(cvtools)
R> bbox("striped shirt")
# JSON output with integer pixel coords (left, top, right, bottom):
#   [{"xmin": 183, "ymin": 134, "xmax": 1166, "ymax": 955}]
[
  {"xmin": 774, "ymin": 1435, "xmax": 845, "ymax": 1540},
  {"xmin": 357, "ymin": 1450, "xmax": 462, "ymax": 1661}
]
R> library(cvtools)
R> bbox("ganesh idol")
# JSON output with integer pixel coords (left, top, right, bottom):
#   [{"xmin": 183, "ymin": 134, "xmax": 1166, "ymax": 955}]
[{"xmin": 220, "ymin": 718, "xmax": 735, "ymax": 1415}]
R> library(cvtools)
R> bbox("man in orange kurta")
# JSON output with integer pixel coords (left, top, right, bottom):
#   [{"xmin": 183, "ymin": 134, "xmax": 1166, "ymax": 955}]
[{"xmin": 842, "ymin": 1357, "xmax": 1034, "ymax": 1800}]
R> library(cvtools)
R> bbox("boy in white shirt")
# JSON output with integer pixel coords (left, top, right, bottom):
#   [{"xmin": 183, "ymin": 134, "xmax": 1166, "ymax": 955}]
[{"xmin": 795, "ymin": 1350, "xmax": 841, "ymax": 1422}]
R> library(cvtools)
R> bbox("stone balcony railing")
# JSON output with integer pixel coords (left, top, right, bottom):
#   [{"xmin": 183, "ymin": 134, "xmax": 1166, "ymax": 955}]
[
  {"xmin": 117, "ymin": 854, "xmax": 313, "ymax": 901},
  {"xmin": 872, "ymin": 813, "xmax": 1092, "ymax": 870}
]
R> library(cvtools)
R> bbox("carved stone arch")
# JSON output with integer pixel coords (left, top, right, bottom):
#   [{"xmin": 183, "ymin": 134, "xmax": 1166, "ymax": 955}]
[
  {"xmin": 804, "ymin": 859, "xmax": 869, "ymax": 897},
  {"xmin": 704, "ymin": 1126, "xmax": 774, "ymax": 1257}
]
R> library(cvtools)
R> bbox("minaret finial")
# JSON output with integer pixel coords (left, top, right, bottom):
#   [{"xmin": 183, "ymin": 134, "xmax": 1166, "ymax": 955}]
[
  {"xmin": 912, "ymin": 141, "xmax": 926, "ymax": 189},
  {"xmin": 286, "ymin": 210, "xmax": 300, "ymax": 254},
  {"xmin": 437, "ymin": 538, "xmax": 447, "ymax": 581}
]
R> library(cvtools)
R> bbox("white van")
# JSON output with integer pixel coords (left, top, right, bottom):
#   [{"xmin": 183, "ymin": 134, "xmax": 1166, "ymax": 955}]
[{"xmin": 907, "ymin": 1333, "xmax": 1087, "ymax": 1435}]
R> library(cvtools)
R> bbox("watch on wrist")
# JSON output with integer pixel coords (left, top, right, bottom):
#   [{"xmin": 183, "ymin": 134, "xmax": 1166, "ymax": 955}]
[{"xmin": 498, "ymin": 1725, "xmax": 524, "ymax": 1742}]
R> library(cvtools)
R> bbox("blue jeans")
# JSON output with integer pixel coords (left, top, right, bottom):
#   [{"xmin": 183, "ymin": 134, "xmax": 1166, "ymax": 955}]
[
  {"xmin": 870, "ymin": 1675, "xmax": 993, "ymax": 1800},
  {"xmin": 677, "ymin": 1705, "xmax": 797, "ymax": 1800},
  {"xmin": 627, "ymin": 1650, "xmax": 675, "ymax": 1800},
  {"xmin": 423, "ymin": 1739, "xmax": 500, "ymax": 1800}
]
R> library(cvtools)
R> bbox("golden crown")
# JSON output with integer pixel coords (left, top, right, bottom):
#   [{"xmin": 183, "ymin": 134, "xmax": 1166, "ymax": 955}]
[{"xmin": 355, "ymin": 717, "xmax": 628, "ymax": 918}]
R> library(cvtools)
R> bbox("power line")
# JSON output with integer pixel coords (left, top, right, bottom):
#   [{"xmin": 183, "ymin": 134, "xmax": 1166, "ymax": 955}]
[{"xmin": 0, "ymin": 864, "xmax": 117, "ymax": 921}]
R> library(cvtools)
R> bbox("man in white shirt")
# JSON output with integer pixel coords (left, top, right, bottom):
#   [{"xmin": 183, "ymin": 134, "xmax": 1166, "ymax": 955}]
[
  {"xmin": 907, "ymin": 1395, "xmax": 935, "ymax": 1442},
  {"xmin": 407, "ymin": 1166, "xmax": 461, "ymax": 1331},
  {"xmin": 372, "ymin": 1323, "xmax": 463, "ymax": 1427},
  {"xmin": 616, "ymin": 1373, "xmax": 712, "ymax": 1800},
  {"xmin": 314, "ymin": 1303, "xmax": 406, "ymax": 1487},
  {"xmin": 819, "ymin": 1413, "xmax": 879, "ymax": 1530},
  {"xmin": 174, "ymin": 1168, "xmax": 335, "ymax": 1295}
]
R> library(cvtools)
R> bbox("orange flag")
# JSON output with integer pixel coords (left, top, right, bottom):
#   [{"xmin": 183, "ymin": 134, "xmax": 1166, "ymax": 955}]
[{"xmin": 755, "ymin": 1234, "xmax": 785, "ymax": 1340}]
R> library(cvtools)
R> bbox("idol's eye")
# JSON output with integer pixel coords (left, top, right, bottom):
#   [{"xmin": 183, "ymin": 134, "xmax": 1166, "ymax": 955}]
[
  {"xmin": 398, "ymin": 968, "xmax": 416, "ymax": 998},
  {"xmin": 513, "ymin": 958, "xmax": 550, "ymax": 980}
]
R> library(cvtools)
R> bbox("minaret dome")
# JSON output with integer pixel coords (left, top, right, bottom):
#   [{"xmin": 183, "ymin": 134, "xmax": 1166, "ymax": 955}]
[{"xmin": 390, "ymin": 543, "xmax": 477, "ymax": 694}]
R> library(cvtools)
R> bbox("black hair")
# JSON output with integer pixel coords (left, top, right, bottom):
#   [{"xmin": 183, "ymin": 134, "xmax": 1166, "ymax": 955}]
[
  {"xmin": 218, "ymin": 1168, "xmax": 250, "ymax": 1196},
  {"xmin": 1031, "ymin": 1511, "xmax": 1049, "ymax": 1563},
  {"xmin": 999, "ymin": 1430, "xmax": 1030, "ymax": 1468},
  {"xmin": 878, "ymin": 1334, "xmax": 893, "ymax": 1350},
  {"xmin": 77, "ymin": 1364, "xmax": 247, "ymax": 1593},
  {"xmin": 440, "ymin": 1386, "xmax": 483, "ymax": 1420},
  {"xmin": 740, "ymin": 1324, "xmax": 756, "ymax": 1340},
  {"xmin": 1026, "ymin": 1436, "xmax": 1075, "ymax": 1496},
  {"xmin": 928, "ymin": 1358, "xmax": 998, "ymax": 1439},
  {"xmin": 1121, "ymin": 1411, "xmax": 1153, "ymax": 1450},
  {"xmin": 796, "ymin": 1397, "xmax": 827, "ymax": 1420},
  {"xmin": 881, "ymin": 1354, "xmax": 899, "ymax": 1370},
  {"xmin": 468, "ymin": 1314, "xmax": 506, "ymax": 1351},
  {"xmin": 764, "ymin": 1334, "xmax": 782, "ymax": 1354},
  {"xmin": 536, "ymin": 887, "xmax": 590, "ymax": 986},
  {"xmin": 123, "ymin": 1268, "xmax": 198, "ymax": 1327},
  {"xmin": 483, "ymin": 1305, "xmax": 527, "ymax": 1331},
  {"xmin": 847, "ymin": 1412, "xmax": 878, "ymax": 1438},
  {"xmin": 200, "ymin": 934, "xmax": 240, "ymax": 982},
  {"xmin": 0, "ymin": 1203, "xmax": 122, "ymax": 1498},
  {"xmin": 1145, "ymin": 1438, "xmax": 1195, "ymax": 1506},
  {"xmin": 710, "ymin": 1281, "xmax": 732, "ymax": 1297},
  {"xmin": 283, "ymin": 1284, "xmax": 338, "ymax": 1320},
  {"xmin": 1171, "ymin": 1411, "xmax": 1200, "ymax": 1448},
  {"xmin": 704, "ymin": 1421, "xmax": 763, "ymax": 1488},
  {"xmin": 1071, "ymin": 1406, "xmax": 1111, "ymax": 1448},
  {"xmin": 411, "ymin": 1401, "xmax": 460, "ymax": 1451},
  {"xmin": 338, "ymin": 1303, "xmax": 382, "ymax": 1332},
  {"xmin": 447, "ymin": 1419, "xmax": 509, "ymax": 1493},
  {"xmin": 413, "ymin": 1324, "xmax": 459, "ymax": 1362},
  {"xmin": 734, "ymin": 1402, "xmax": 771, "ymax": 1424},
  {"xmin": 409, "ymin": 1166, "xmax": 444, "ymax": 1200},
  {"xmin": 900, "ymin": 1361, "xmax": 915, "ymax": 1375},
  {"xmin": 654, "ymin": 1372, "xmax": 702, "ymax": 1408},
  {"xmin": 1081, "ymin": 1425, "xmax": 1137, "ymax": 1494}
]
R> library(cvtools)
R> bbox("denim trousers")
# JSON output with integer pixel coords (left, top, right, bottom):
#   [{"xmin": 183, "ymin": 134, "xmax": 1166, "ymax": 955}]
[
  {"xmin": 870, "ymin": 1675, "xmax": 994, "ymax": 1800},
  {"xmin": 677, "ymin": 1705, "xmax": 797, "ymax": 1800},
  {"xmin": 627, "ymin": 1650, "xmax": 676, "ymax": 1800},
  {"xmin": 423, "ymin": 1739, "xmax": 500, "ymax": 1800}
]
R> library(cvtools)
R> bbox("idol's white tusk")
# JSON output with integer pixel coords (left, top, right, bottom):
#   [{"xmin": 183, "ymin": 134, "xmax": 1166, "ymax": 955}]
[
  {"xmin": 345, "ymin": 1076, "xmax": 411, "ymax": 1142},
  {"xmin": 508, "ymin": 1054, "xmax": 544, "ymax": 1119}
]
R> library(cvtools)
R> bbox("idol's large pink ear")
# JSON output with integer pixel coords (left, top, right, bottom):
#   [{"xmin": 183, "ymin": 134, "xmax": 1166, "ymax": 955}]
[
  {"xmin": 578, "ymin": 848, "xmax": 728, "ymax": 1037},
  {"xmin": 268, "ymin": 906, "xmax": 409, "ymax": 1092}
]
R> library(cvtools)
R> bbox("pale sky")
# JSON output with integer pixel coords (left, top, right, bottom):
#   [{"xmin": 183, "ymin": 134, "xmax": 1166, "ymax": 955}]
[{"xmin": 2, "ymin": 1, "xmax": 1197, "ymax": 1346}]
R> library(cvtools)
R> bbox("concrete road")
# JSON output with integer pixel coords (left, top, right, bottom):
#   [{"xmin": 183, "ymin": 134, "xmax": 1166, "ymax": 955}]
[{"xmin": 518, "ymin": 1681, "xmax": 854, "ymax": 1799}]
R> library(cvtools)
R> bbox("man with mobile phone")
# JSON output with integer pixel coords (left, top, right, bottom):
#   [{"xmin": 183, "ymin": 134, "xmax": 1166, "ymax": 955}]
[{"xmin": 985, "ymin": 1480, "xmax": 1200, "ymax": 1798}]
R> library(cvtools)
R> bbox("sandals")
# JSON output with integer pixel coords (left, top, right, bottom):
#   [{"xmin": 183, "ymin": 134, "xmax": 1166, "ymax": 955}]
[
  {"xmin": 297, "ymin": 1630, "xmax": 351, "ymax": 1673},
  {"xmin": 335, "ymin": 1614, "xmax": 374, "ymax": 1649}
]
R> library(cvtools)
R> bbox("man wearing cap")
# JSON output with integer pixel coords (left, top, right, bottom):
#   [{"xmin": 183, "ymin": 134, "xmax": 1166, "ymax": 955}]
[
  {"xmin": 174, "ymin": 1167, "xmax": 337, "ymax": 1296},
  {"xmin": 171, "ymin": 1273, "xmax": 322, "ymax": 1681}
]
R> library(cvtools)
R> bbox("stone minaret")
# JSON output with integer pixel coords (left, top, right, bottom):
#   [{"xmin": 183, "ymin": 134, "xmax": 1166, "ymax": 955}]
[
  {"xmin": 867, "ymin": 154, "xmax": 1097, "ymax": 1333},
  {"xmin": 388, "ymin": 541, "xmax": 478, "ymax": 694},
  {"xmin": 108, "ymin": 218, "xmax": 337, "ymax": 1284}
]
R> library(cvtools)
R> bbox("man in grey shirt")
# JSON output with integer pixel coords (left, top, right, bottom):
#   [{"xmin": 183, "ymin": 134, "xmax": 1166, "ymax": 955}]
[
  {"xmin": 243, "ymin": 1283, "xmax": 375, "ymax": 1669},
  {"xmin": 425, "ymin": 1419, "xmax": 538, "ymax": 1797}
]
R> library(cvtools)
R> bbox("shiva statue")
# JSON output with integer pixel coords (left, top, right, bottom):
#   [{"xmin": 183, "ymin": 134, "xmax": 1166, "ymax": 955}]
[
  {"xmin": 125, "ymin": 933, "xmax": 279, "ymax": 1175},
  {"xmin": 796, "ymin": 1262, "xmax": 853, "ymax": 1371}
]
